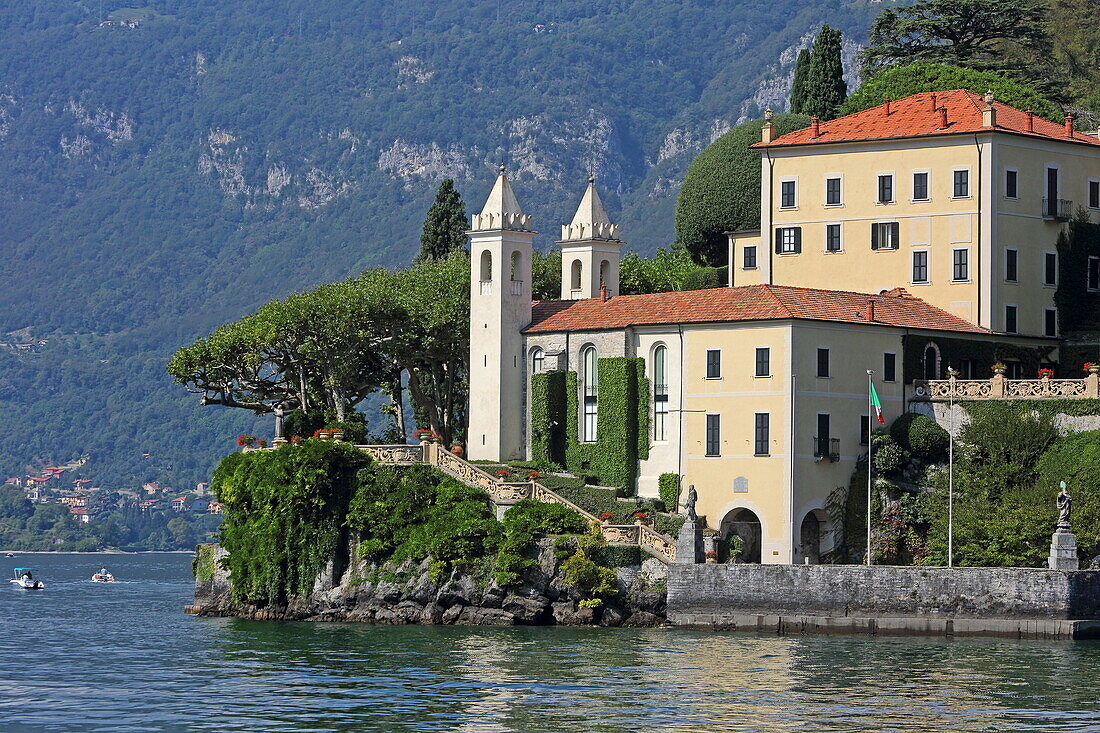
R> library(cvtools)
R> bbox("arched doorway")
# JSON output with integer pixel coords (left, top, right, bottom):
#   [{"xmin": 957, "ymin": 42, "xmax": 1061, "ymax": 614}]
[
  {"xmin": 720, "ymin": 508, "xmax": 762, "ymax": 563},
  {"xmin": 923, "ymin": 344, "xmax": 940, "ymax": 380},
  {"xmin": 799, "ymin": 509, "xmax": 829, "ymax": 564}
]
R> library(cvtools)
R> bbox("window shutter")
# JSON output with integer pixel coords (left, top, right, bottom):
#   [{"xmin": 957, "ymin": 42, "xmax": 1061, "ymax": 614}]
[
  {"xmin": 774, "ymin": 229, "xmax": 782, "ymax": 254},
  {"xmin": 870, "ymin": 222, "xmax": 879, "ymax": 250},
  {"xmin": 793, "ymin": 227, "xmax": 802, "ymax": 253},
  {"xmin": 890, "ymin": 222, "xmax": 900, "ymax": 248}
]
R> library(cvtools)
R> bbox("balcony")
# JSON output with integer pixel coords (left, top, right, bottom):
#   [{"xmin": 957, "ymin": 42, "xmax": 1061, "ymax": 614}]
[
  {"xmin": 813, "ymin": 436, "xmax": 840, "ymax": 463},
  {"xmin": 479, "ymin": 280, "xmax": 492, "ymax": 296},
  {"xmin": 914, "ymin": 371, "xmax": 1100, "ymax": 400},
  {"xmin": 1043, "ymin": 198, "xmax": 1072, "ymax": 221},
  {"xmin": 509, "ymin": 279, "xmax": 523, "ymax": 296}
]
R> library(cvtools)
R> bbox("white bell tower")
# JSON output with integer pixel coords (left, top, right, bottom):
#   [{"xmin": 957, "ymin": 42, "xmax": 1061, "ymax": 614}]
[
  {"xmin": 467, "ymin": 166, "xmax": 535, "ymax": 462},
  {"xmin": 559, "ymin": 178, "xmax": 624, "ymax": 300}
]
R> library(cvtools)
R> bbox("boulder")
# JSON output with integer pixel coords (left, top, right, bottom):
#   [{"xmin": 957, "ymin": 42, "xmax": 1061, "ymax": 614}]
[
  {"xmin": 502, "ymin": 593, "xmax": 551, "ymax": 624},
  {"xmin": 622, "ymin": 611, "xmax": 664, "ymax": 627}
]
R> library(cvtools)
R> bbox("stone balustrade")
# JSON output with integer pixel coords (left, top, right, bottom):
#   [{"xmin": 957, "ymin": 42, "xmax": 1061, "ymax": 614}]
[{"xmin": 914, "ymin": 372, "xmax": 1100, "ymax": 401}]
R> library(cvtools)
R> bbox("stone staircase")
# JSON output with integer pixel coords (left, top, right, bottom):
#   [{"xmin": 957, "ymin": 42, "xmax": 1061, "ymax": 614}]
[{"xmin": 356, "ymin": 442, "xmax": 676, "ymax": 563}]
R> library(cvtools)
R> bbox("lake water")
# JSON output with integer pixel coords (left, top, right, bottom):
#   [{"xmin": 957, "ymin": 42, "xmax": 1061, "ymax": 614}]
[{"xmin": 2, "ymin": 553, "xmax": 1100, "ymax": 732}]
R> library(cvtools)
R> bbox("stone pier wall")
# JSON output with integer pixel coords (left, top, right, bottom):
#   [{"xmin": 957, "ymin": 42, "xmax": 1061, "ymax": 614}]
[{"xmin": 668, "ymin": 564, "xmax": 1100, "ymax": 639}]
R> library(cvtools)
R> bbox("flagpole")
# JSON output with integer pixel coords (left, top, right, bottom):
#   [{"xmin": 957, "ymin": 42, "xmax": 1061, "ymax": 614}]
[
  {"xmin": 867, "ymin": 369, "xmax": 874, "ymax": 566},
  {"xmin": 947, "ymin": 367, "xmax": 956, "ymax": 568}
]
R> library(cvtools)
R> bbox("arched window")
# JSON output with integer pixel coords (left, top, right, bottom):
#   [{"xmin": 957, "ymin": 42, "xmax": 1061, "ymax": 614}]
[
  {"xmin": 510, "ymin": 250, "xmax": 522, "ymax": 281},
  {"xmin": 479, "ymin": 250, "xmax": 493, "ymax": 295},
  {"xmin": 570, "ymin": 259, "xmax": 583, "ymax": 295},
  {"xmin": 530, "ymin": 346, "xmax": 544, "ymax": 375},
  {"xmin": 652, "ymin": 345, "xmax": 668, "ymax": 441},
  {"xmin": 924, "ymin": 344, "xmax": 939, "ymax": 380},
  {"xmin": 599, "ymin": 259, "xmax": 610, "ymax": 286},
  {"xmin": 581, "ymin": 346, "xmax": 598, "ymax": 442}
]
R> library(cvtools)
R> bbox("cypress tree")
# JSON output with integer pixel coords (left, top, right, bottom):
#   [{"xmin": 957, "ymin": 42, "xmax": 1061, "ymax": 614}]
[
  {"xmin": 418, "ymin": 179, "xmax": 467, "ymax": 261},
  {"xmin": 802, "ymin": 24, "xmax": 848, "ymax": 121},
  {"xmin": 789, "ymin": 48, "xmax": 811, "ymax": 114}
]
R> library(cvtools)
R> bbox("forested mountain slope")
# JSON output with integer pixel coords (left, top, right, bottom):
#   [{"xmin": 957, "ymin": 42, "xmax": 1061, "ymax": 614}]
[{"xmin": 0, "ymin": 0, "xmax": 875, "ymax": 488}]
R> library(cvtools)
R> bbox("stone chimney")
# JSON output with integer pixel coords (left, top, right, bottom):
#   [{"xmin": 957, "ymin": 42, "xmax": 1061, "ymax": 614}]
[
  {"xmin": 864, "ymin": 298, "xmax": 876, "ymax": 322},
  {"xmin": 931, "ymin": 93, "xmax": 937, "ymax": 110},
  {"xmin": 938, "ymin": 106, "xmax": 948, "ymax": 130},
  {"xmin": 1065, "ymin": 113, "xmax": 1076, "ymax": 137},
  {"xmin": 884, "ymin": 97, "xmax": 891, "ymax": 115},
  {"xmin": 599, "ymin": 283, "xmax": 608, "ymax": 302},
  {"xmin": 810, "ymin": 115, "xmax": 820, "ymax": 138},
  {"xmin": 982, "ymin": 90, "xmax": 996, "ymax": 128},
  {"xmin": 761, "ymin": 108, "xmax": 774, "ymax": 143},
  {"xmin": 1026, "ymin": 110, "xmax": 1034, "ymax": 132}
]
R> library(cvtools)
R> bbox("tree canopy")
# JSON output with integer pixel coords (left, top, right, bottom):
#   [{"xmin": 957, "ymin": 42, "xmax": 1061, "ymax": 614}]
[
  {"xmin": 790, "ymin": 25, "xmax": 847, "ymax": 121},
  {"xmin": 838, "ymin": 63, "xmax": 1063, "ymax": 122},
  {"xmin": 419, "ymin": 179, "xmax": 468, "ymax": 261},
  {"xmin": 675, "ymin": 113, "xmax": 811, "ymax": 267},
  {"xmin": 860, "ymin": 0, "xmax": 1055, "ymax": 92}
]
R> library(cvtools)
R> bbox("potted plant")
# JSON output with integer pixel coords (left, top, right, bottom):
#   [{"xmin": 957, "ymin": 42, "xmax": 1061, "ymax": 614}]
[
  {"xmin": 313, "ymin": 428, "xmax": 330, "ymax": 440},
  {"xmin": 290, "ymin": 435, "xmax": 304, "ymax": 445},
  {"xmin": 496, "ymin": 469, "xmax": 510, "ymax": 481},
  {"xmin": 632, "ymin": 511, "xmax": 648, "ymax": 526},
  {"xmin": 329, "ymin": 428, "xmax": 346, "ymax": 442},
  {"xmin": 1038, "ymin": 368, "xmax": 1054, "ymax": 379},
  {"xmin": 599, "ymin": 511, "xmax": 615, "ymax": 525},
  {"xmin": 991, "ymin": 362, "xmax": 1007, "ymax": 376},
  {"xmin": 1085, "ymin": 362, "xmax": 1100, "ymax": 376},
  {"xmin": 237, "ymin": 435, "xmax": 257, "ymax": 450},
  {"xmin": 414, "ymin": 429, "xmax": 433, "ymax": 443},
  {"xmin": 705, "ymin": 550, "xmax": 718, "ymax": 564},
  {"xmin": 527, "ymin": 471, "xmax": 541, "ymax": 481}
]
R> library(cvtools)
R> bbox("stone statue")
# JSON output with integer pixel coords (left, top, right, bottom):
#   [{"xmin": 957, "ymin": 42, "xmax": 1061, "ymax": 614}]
[
  {"xmin": 685, "ymin": 485, "xmax": 698, "ymax": 522},
  {"xmin": 1057, "ymin": 482, "xmax": 1072, "ymax": 530}
]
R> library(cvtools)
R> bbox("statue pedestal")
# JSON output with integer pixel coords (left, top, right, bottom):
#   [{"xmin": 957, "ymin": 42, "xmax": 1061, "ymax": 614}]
[
  {"xmin": 675, "ymin": 520, "xmax": 703, "ymax": 565},
  {"xmin": 1048, "ymin": 530, "xmax": 1079, "ymax": 570}
]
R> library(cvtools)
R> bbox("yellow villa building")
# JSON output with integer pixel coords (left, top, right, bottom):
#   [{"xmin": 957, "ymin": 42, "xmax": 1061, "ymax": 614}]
[{"xmin": 467, "ymin": 90, "xmax": 1088, "ymax": 564}]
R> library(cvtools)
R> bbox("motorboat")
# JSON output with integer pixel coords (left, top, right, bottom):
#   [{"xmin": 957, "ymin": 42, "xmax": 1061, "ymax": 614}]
[
  {"xmin": 91, "ymin": 568, "xmax": 116, "ymax": 583},
  {"xmin": 4, "ymin": 553, "xmax": 13, "ymax": 558},
  {"xmin": 10, "ymin": 568, "xmax": 43, "ymax": 589}
]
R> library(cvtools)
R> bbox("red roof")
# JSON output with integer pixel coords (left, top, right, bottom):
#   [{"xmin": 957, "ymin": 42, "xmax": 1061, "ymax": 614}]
[
  {"xmin": 524, "ymin": 285, "xmax": 990, "ymax": 334},
  {"xmin": 756, "ymin": 90, "xmax": 1100, "ymax": 148}
]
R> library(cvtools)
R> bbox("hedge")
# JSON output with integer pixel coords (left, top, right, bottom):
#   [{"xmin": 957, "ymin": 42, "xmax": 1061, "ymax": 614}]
[{"xmin": 658, "ymin": 473, "xmax": 680, "ymax": 513}]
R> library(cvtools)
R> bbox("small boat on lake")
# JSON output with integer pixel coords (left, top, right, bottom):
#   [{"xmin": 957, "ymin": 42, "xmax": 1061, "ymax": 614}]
[
  {"xmin": 91, "ymin": 568, "xmax": 116, "ymax": 583},
  {"xmin": 4, "ymin": 553, "xmax": 13, "ymax": 558},
  {"xmin": 10, "ymin": 568, "xmax": 43, "ymax": 589}
]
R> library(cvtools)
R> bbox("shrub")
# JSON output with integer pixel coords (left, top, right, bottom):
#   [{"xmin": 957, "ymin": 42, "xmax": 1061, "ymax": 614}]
[
  {"xmin": 872, "ymin": 434, "xmax": 908, "ymax": 476},
  {"xmin": 560, "ymin": 549, "xmax": 618, "ymax": 601},
  {"xmin": 890, "ymin": 413, "xmax": 949, "ymax": 461},
  {"xmin": 658, "ymin": 473, "xmax": 680, "ymax": 514}
]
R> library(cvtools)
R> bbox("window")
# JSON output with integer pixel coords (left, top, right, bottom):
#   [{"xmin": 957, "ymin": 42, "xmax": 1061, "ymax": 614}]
[
  {"xmin": 871, "ymin": 222, "xmax": 900, "ymax": 250},
  {"xmin": 1044, "ymin": 252, "xmax": 1057, "ymax": 286},
  {"xmin": 530, "ymin": 347, "xmax": 544, "ymax": 374},
  {"xmin": 706, "ymin": 349, "xmax": 721, "ymax": 379},
  {"xmin": 653, "ymin": 345, "xmax": 668, "ymax": 442},
  {"xmin": 1005, "ymin": 305, "xmax": 1018, "ymax": 334},
  {"xmin": 1006, "ymin": 361, "xmax": 1024, "ymax": 379},
  {"xmin": 1046, "ymin": 168, "xmax": 1060, "ymax": 217},
  {"xmin": 755, "ymin": 347, "xmax": 770, "ymax": 377},
  {"xmin": 775, "ymin": 226, "xmax": 802, "ymax": 254},
  {"xmin": 1006, "ymin": 169, "xmax": 1018, "ymax": 199},
  {"xmin": 884, "ymin": 352, "xmax": 896, "ymax": 382},
  {"xmin": 570, "ymin": 259, "xmax": 582, "ymax": 294},
  {"xmin": 860, "ymin": 415, "xmax": 870, "ymax": 446},
  {"xmin": 825, "ymin": 224, "xmax": 842, "ymax": 252},
  {"xmin": 1089, "ymin": 256, "xmax": 1100, "ymax": 291},
  {"xmin": 780, "ymin": 180, "xmax": 797, "ymax": 208},
  {"xmin": 912, "ymin": 172, "xmax": 929, "ymax": 201},
  {"xmin": 705, "ymin": 414, "xmax": 721, "ymax": 456},
  {"xmin": 1090, "ymin": 180, "xmax": 1100, "ymax": 209},
  {"xmin": 953, "ymin": 169, "xmax": 970, "ymax": 198},
  {"xmin": 581, "ymin": 346, "xmax": 598, "ymax": 442},
  {"xmin": 816, "ymin": 348, "xmax": 830, "ymax": 378},
  {"xmin": 754, "ymin": 413, "xmax": 770, "ymax": 456},
  {"xmin": 912, "ymin": 251, "xmax": 928, "ymax": 283},
  {"xmin": 952, "ymin": 249, "xmax": 969, "ymax": 281},
  {"xmin": 743, "ymin": 245, "xmax": 757, "ymax": 269},
  {"xmin": 1045, "ymin": 308, "xmax": 1057, "ymax": 337},
  {"xmin": 877, "ymin": 174, "xmax": 894, "ymax": 203},
  {"xmin": 924, "ymin": 345, "xmax": 939, "ymax": 380},
  {"xmin": 960, "ymin": 359, "xmax": 973, "ymax": 379},
  {"xmin": 815, "ymin": 413, "xmax": 831, "ymax": 459},
  {"xmin": 1005, "ymin": 248, "xmax": 1018, "ymax": 282},
  {"xmin": 826, "ymin": 177, "xmax": 842, "ymax": 205}
]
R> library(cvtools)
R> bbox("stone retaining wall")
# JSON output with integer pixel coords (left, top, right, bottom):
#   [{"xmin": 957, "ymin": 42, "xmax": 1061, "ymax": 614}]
[{"xmin": 668, "ymin": 564, "xmax": 1100, "ymax": 639}]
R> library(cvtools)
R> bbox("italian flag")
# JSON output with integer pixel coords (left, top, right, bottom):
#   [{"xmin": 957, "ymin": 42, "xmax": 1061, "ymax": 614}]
[{"xmin": 870, "ymin": 380, "xmax": 885, "ymax": 423}]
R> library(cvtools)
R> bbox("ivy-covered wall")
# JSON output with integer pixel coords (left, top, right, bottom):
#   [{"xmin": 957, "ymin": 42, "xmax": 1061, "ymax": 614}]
[
  {"xmin": 901, "ymin": 334, "xmax": 1049, "ymax": 382},
  {"xmin": 531, "ymin": 357, "xmax": 649, "ymax": 491},
  {"xmin": 1056, "ymin": 220, "xmax": 1100, "ymax": 334}
]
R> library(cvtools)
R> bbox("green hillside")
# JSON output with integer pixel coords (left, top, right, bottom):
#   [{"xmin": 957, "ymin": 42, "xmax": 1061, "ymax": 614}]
[{"xmin": 0, "ymin": 0, "xmax": 877, "ymax": 488}]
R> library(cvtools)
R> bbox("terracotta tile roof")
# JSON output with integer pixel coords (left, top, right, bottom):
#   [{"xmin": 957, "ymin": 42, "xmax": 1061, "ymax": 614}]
[
  {"xmin": 755, "ymin": 90, "xmax": 1100, "ymax": 149},
  {"xmin": 524, "ymin": 284, "xmax": 991, "ymax": 334}
]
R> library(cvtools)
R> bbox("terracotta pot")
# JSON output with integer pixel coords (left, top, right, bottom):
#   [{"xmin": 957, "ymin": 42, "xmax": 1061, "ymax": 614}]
[
  {"xmin": 992, "ymin": 366, "xmax": 1007, "ymax": 376},
  {"xmin": 450, "ymin": 444, "xmax": 465, "ymax": 458},
  {"xmin": 1090, "ymin": 365, "xmax": 1100, "ymax": 376}
]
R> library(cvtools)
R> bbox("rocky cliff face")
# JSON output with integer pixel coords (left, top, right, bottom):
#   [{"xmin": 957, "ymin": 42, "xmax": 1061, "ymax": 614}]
[{"xmin": 188, "ymin": 540, "xmax": 668, "ymax": 627}]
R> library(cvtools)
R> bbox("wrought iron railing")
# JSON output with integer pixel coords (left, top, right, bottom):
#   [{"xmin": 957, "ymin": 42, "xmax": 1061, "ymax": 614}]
[
  {"xmin": 813, "ymin": 437, "xmax": 840, "ymax": 463},
  {"xmin": 1043, "ymin": 198, "xmax": 1072, "ymax": 220}
]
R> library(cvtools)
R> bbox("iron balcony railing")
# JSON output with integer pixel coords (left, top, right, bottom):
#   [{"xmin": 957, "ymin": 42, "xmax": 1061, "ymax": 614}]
[
  {"xmin": 813, "ymin": 436, "xmax": 840, "ymax": 463},
  {"xmin": 1043, "ymin": 198, "xmax": 1072, "ymax": 220}
]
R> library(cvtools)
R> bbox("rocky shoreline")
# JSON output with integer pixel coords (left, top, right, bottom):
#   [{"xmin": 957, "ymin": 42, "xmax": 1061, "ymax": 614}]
[{"xmin": 187, "ymin": 540, "xmax": 668, "ymax": 627}]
